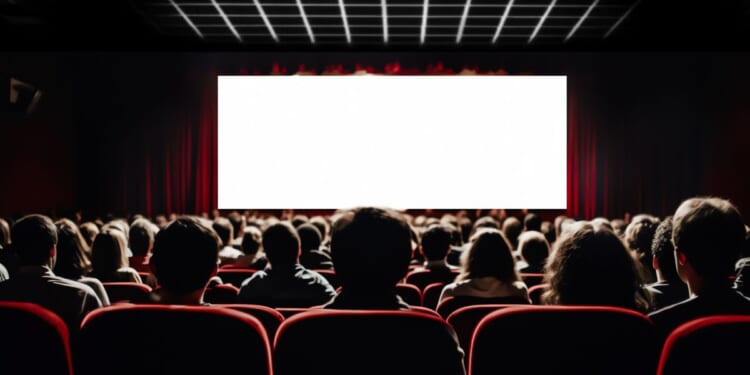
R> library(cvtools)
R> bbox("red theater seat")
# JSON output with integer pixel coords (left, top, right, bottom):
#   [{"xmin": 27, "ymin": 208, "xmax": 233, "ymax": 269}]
[
  {"xmin": 217, "ymin": 304, "xmax": 285, "ymax": 340},
  {"xmin": 204, "ymin": 283, "xmax": 239, "ymax": 304},
  {"xmin": 405, "ymin": 269, "xmax": 460, "ymax": 290},
  {"xmin": 423, "ymin": 282, "xmax": 446, "ymax": 309},
  {"xmin": 0, "ymin": 302, "xmax": 73, "ymax": 375},
  {"xmin": 78, "ymin": 305, "xmax": 271, "ymax": 375},
  {"xmin": 102, "ymin": 282, "xmax": 152, "ymax": 303},
  {"xmin": 528, "ymin": 283, "xmax": 548, "ymax": 305},
  {"xmin": 273, "ymin": 309, "xmax": 465, "ymax": 375},
  {"xmin": 276, "ymin": 307, "xmax": 310, "ymax": 319},
  {"xmin": 469, "ymin": 306, "xmax": 659, "ymax": 375},
  {"xmin": 657, "ymin": 315, "xmax": 750, "ymax": 375},
  {"xmin": 313, "ymin": 269, "xmax": 341, "ymax": 288},
  {"xmin": 217, "ymin": 269, "xmax": 257, "ymax": 287},
  {"xmin": 446, "ymin": 304, "xmax": 519, "ymax": 355},
  {"xmin": 437, "ymin": 296, "xmax": 529, "ymax": 319},
  {"xmin": 396, "ymin": 283, "xmax": 422, "ymax": 306}
]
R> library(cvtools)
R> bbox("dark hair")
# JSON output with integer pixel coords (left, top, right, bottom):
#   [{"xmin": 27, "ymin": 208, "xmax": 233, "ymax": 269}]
[
  {"xmin": 291, "ymin": 215, "xmax": 309, "ymax": 229},
  {"xmin": 263, "ymin": 222, "xmax": 301, "ymax": 267},
  {"xmin": 518, "ymin": 231, "xmax": 550, "ymax": 267},
  {"xmin": 473, "ymin": 216, "xmax": 500, "ymax": 233},
  {"xmin": 524, "ymin": 213, "xmax": 542, "ymax": 232},
  {"xmin": 129, "ymin": 219, "xmax": 155, "ymax": 257},
  {"xmin": 309, "ymin": 216, "xmax": 330, "ymax": 240},
  {"xmin": 502, "ymin": 217, "xmax": 523, "ymax": 249},
  {"xmin": 296, "ymin": 224, "xmax": 322, "ymax": 252},
  {"xmin": 11, "ymin": 214, "xmax": 57, "ymax": 266},
  {"xmin": 0, "ymin": 218, "xmax": 10, "ymax": 248},
  {"xmin": 331, "ymin": 207, "xmax": 412, "ymax": 290},
  {"xmin": 227, "ymin": 212, "xmax": 245, "ymax": 240},
  {"xmin": 458, "ymin": 229, "xmax": 519, "ymax": 284},
  {"xmin": 420, "ymin": 224, "xmax": 452, "ymax": 261},
  {"xmin": 53, "ymin": 219, "xmax": 92, "ymax": 279},
  {"xmin": 543, "ymin": 225, "xmax": 650, "ymax": 312},
  {"xmin": 241, "ymin": 226, "xmax": 262, "ymax": 256},
  {"xmin": 651, "ymin": 217, "xmax": 679, "ymax": 282},
  {"xmin": 672, "ymin": 197, "xmax": 746, "ymax": 281},
  {"xmin": 91, "ymin": 229, "xmax": 129, "ymax": 276},
  {"xmin": 79, "ymin": 222, "xmax": 99, "ymax": 248},
  {"xmin": 150, "ymin": 217, "xmax": 220, "ymax": 294},
  {"xmin": 212, "ymin": 218, "xmax": 233, "ymax": 246},
  {"xmin": 625, "ymin": 215, "xmax": 659, "ymax": 254}
]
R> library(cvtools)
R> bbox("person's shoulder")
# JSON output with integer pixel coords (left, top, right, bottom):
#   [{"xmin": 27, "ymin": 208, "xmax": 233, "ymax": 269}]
[
  {"xmin": 50, "ymin": 274, "xmax": 100, "ymax": 298},
  {"xmin": 648, "ymin": 295, "xmax": 697, "ymax": 322}
]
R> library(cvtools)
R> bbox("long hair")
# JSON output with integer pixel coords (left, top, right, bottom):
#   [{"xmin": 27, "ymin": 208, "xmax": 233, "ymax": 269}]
[
  {"xmin": 91, "ymin": 229, "xmax": 129, "ymax": 276},
  {"xmin": 457, "ymin": 228, "xmax": 520, "ymax": 284},
  {"xmin": 53, "ymin": 219, "xmax": 92, "ymax": 279},
  {"xmin": 543, "ymin": 224, "xmax": 651, "ymax": 312}
]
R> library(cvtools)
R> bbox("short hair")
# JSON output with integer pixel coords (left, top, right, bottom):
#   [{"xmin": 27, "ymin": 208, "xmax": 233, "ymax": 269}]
[
  {"xmin": 309, "ymin": 216, "xmax": 330, "ymax": 240},
  {"xmin": 473, "ymin": 216, "xmax": 500, "ymax": 232},
  {"xmin": 11, "ymin": 215, "xmax": 57, "ymax": 266},
  {"xmin": 227, "ymin": 212, "xmax": 245, "ymax": 239},
  {"xmin": 524, "ymin": 213, "xmax": 542, "ymax": 232},
  {"xmin": 91, "ymin": 230, "xmax": 129, "ymax": 276},
  {"xmin": 263, "ymin": 222, "xmax": 301, "ymax": 266},
  {"xmin": 79, "ymin": 222, "xmax": 99, "ymax": 248},
  {"xmin": 129, "ymin": 219, "xmax": 155, "ymax": 257},
  {"xmin": 291, "ymin": 215, "xmax": 309, "ymax": 228},
  {"xmin": 54, "ymin": 219, "xmax": 92, "ymax": 279},
  {"xmin": 518, "ymin": 231, "xmax": 550, "ymax": 267},
  {"xmin": 104, "ymin": 219, "xmax": 130, "ymax": 240},
  {"xmin": 0, "ymin": 218, "xmax": 10, "ymax": 248},
  {"xmin": 458, "ymin": 229, "xmax": 519, "ymax": 284},
  {"xmin": 241, "ymin": 226, "xmax": 263, "ymax": 255},
  {"xmin": 541, "ymin": 221, "xmax": 556, "ymax": 244},
  {"xmin": 420, "ymin": 224, "xmax": 452, "ymax": 261},
  {"xmin": 611, "ymin": 219, "xmax": 626, "ymax": 237},
  {"xmin": 150, "ymin": 217, "xmax": 220, "ymax": 293},
  {"xmin": 212, "ymin": 218, "xmax": 233, "ymax": 247},
  {"xmin": 543, "ymin": 225, "xmax": 649, "ymax": 311},
  {"xmin": 625, "ymin": 214, "xmax": 659, "ymax": 254},
  {"xmin": 651, "ymin": 217, "xmax": 679, "ymax": 282},
  {"xmin": 296, "ymin": 224, "xmax": 322, "ymax": 252},
  {"xmin": 502, "ymin": 217, "xmax": 523, "ymax": 249},
  {"xmin": 672, "ymin": 197, "xmax": 746, "ymax": 280},
  {"xmin": 331, "ymin": 207, "xmax": 412, "ymax": 290}
]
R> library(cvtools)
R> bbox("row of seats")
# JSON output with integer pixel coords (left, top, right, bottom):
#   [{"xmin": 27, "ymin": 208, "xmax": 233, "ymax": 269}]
[{"xmin": 2, "ymin": 301, "xmax": 746, "ymax": 375}]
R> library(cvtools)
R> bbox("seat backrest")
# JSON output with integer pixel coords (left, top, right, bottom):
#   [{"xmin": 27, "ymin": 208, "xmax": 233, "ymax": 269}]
[
  {"xmin": 657, "ymin": 315, "xmax": 750, "ymax": 375},
  {"xmin": 274, "ymin": 309, "xmax": 465, "ymax": 375},
  {"xmin": 405, "ymin": 269, "xmax": 460, "ymax": 290},
  {"xmin": 79, "ymin": 304, "xmax": 271, "ymax": 375},
  {"xmin": 0, "ymin": 302, "xmax": 73, "ymax": 375},
  {"xmin": 446, "ymin": 304, "xmax": 518, "ymax": 356},
  {"xmin": 102, "ymin": 282, "xmax": 152, "ymax": 303},
  {"xmin": 276, "ymin": 307, "xmax": 310, "ymax": 319},
  {"xmin": 217, "ymin": 269, "xmax": 257, "ymax": 287},
  {"xmin": 527, "ymin": 283, "xmax": 548, "ymax": 305},
  {"xmin": 204, "ymin": 283, "xmax": 239, "ymax": 304},
  {"xmin": 312, "ymin": 269, "xmax": 340, "ymax": 289},
  {"xmin": 520, "ymin": 273, "xmax": 545, "ymax": 288},
  {"xmin": 396, "ymin": 283, "xmax": 422, "ymax": 306},
  {"xmin": 423, "ymin": 282, "xmax": 446, "ymax": 309},
  {"xmin": 437, "ymin": 296, "xmax": 529, "ymax": 319},
  {"xmin": 217, "ymin": 304, "xmax": 285, "ymax": 339},
  {"xmin": 469, "ymin": 306, "xmax": 659, "ymax": 375}
]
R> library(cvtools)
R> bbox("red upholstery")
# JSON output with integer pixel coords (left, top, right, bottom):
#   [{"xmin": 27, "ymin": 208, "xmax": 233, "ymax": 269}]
[
  {"xmin": 102, "ymin": 282, "xmax": 152, "ymax": 303},
  {"xmin": 217, "ymin": 269, "xmax": 257, "ymax": 287},
  {"xmin": 657, "ymin": 315, "xmax": 750, "ymax": 375},
  {"xmin": 312, "ymin": 269, "xmax": 340, "ymax": 288},
  {"xmin": 423, "ymin": 282, "xmax": 446, "ymax": 309},
  {"xmin": 0, "ymin": 302, "xmax": 73, "ymax": 375},
  {"xmin": 276, "ymin": 307, "xmax": 310, "ymax": 319},
  {"xmin": 446, "ymin": 304, "xmax": 519, "ymax": 355},
  {"xmin": 79, "ymin": 304, "xmax": 272, "ymax": 375},
  {"xmin": 520, "ymin": 273, "xmax": 545, "ymax": 288},
  {"xmin": 469, "ymin": 306, "xmax": 659, "ymax": 375},
  {"xmin": 274, "ymin": 309, "xmax": 465, "ymax": 375},
  {"xmin": 396, "ymin": 283, "xmax": 422, "ymax": 306},
  {"xmin": 405, "ymin": 269, "xmax": 460, "ymax": 290},
  {"xmin": 204, "ymin": 283, "xmax": 239, "ymax": 304},
  {"xmin": 528, "ymin": 283, "xmax": 548, "ymax": 305},
  {"xmin": 437, "ymin": 296, "xmax": 529, "ymax": 319},
  {"xmin": 217, "ymin": 304, "xmax": 285, "ymax": 340}
]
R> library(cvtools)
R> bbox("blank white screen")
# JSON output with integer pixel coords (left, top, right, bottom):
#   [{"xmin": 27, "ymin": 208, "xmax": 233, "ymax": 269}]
[{"xmin": 218, "ymin": 75, "xmax": 566, "ymax": 209}]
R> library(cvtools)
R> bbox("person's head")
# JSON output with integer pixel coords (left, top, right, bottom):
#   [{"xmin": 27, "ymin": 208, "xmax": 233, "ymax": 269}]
[
  {"xmin": 212, "ymin": 217, "xmax": 233, "ymax": 247},
  {"xmin": 291, "ymin": 215, "xmax": 309, "ymax": 228},
  {"xmin": 0, "ymin": 218, "xmax": 10, "ymax": 248},
  {"xmin": 150, "ymin": 217, "xmax": 221, "ymax": 294},
  {"xmin": 458, "ymin": 228, "xmax": 519, "ymax": 284},
  {"xmin": 524, "ymin": 213, "xmax": 542, "ymax": 232},
  {"xmin": 672, "ymin": 197, "xmax": 746, "ymax": 287},
  {"xmin": 241, "ymin": 226, "xmax": 263, "ymax": 256},
  {"xmin": 53, "ymin": 219, "xmax": 92, "ymax": 279},
  {"xmin": 103, "ymin": 219, "xmax": 130, "ymax": 241},
  {"xmin": 129, "ymin": 219, "xmax": 155, "ymax": 257},
  {"xmin": 651, "ymin": 217, "xmax": 680, "ymax": 282},
  {"xmin": 611, "ymin": 219, "xmax": 626, "ymax": 238},
  {"xmin": 554, "ymin": 215, "xmax": 568, "ymax": 238},
  {"xmin": 420, "ymin": 224, "xmax": 452, "ymax": 262},
  {"xmin": 591, "ymin": 217, "xmax": 614, "ymax": 232},
  {"xmin": 502, "ymin": 217, "xmax": 523, "ymax": 249},
  {"xmin": 296, "ymin": 224, "xmax": 322, "ymax": 253},
  {"xmin": 263, "ymin": 222, "xmax": 301, "ymax": 267},
  {"xmin": 309, "ymin": 216, "xmax": 330, "ymax": 240},
  {"xmin": 472, "ymin": 216, "xmax": 500, "ymax": 234},
  {"xmin": 541, "ymin": 221, "xmax": 556, "ymax": 244},
  {"xmin": 625, "ymin": 214, "xmax": 659, "ymax": 255},
  {"xmin": 331, "ymin": 207, "xmax": 412, "ymax": 291},
  {"xmin": 11, "ymin": 214, "xmax": 57, "ymax": 267},
  {"xmin": 91, "ymin": 229, "xmax": 129, "ymax": 275},
  {"xmin": 79, "ymin": 222, "xmax": 99, "ymax": 248},
  {"xmin": 518, "ymin": 231, "xmax": 550, "ymax": 268},
  {"xmin": 227, "ymin": 212, "xmax": 245, "ymax": 240},
  {"xmin": 543, "ymin": 224, "xmax": 649, "ymax": 311}
]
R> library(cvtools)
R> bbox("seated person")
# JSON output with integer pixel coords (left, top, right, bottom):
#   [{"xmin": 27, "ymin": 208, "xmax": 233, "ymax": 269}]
[
  {"xmin": 646, "ymin": 218, "xmax": 689, "ymax": 310},
  {"xmin": 324, "ymin": 207, "xmax": 414, "ymax": 310},
  {"xmin": 128, "ymin": 218, "xmax": 156, "ymax": 273},
  {"xmin": 239, "ymin": 222, "xmax": 336, "ymax": 307},
  {"xmin": 439, "ymin": 229, "xmax": 530, "ymax": 304},
  {"xmin": 53, "ymin": 219, "xmax": 110, "ymax": 305},
  {"xmin": 140, "ymin": 216, "xmax": 222, "ymax": 305},
  {"xmin": 0, "ymin": 214, "xmax": 102, "ymax": 329},
  {"xmin": 543, "ymin": 224, "xmax": 651, "ymax": 312},
  {"xmin": 213, "ymin": 217, "xmax": 244, "ymax": 265},
  {"xmin": 625, "ymin": 214, "xmax": 660, "ymax": 284},
  {"xmin": 297, "ymin": 224, "xmax": 333, "ymax": 270},
  {"xmin": 517, "ymin": 231, "xmax": 550, "ymax": 274},
  {"xmin": 406, "ymin": 224, "xmax": 459, "ymax": 288},
  {"xmin": 227, "ymin": 226, "xmax": 268, "ymax": 269},
  {"xmin": 90, "ymin": 229, "xmax": 142, "ymax": 283},
  {"xmin": 649, "ymin": 197, "xmax": 750, "ymax": 339}
]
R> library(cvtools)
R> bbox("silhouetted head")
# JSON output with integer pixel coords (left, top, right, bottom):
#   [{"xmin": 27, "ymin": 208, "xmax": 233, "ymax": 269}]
[
  {"xmin": 53, "ymin": 219, "xmax": 92, "ymax": 279},
  {"xmin": 420, "ymin": 224, "xmax": 452, "ymax": 262},
  {"xmin": 502, "ymin": 217, "xmax": 523, "ymax": 249},
  {"xmin": 129, "ymin": 218, "xmax": 155, "ymax": 257},
  {"xmin": 518, "ymin": 231, "xmax": 550, "ymax": 268},
  {"xmin": 241, "ymin": 226, "xmax": 263, "ymax": 256},
  {"xmin": 212, "ymin": 218, "xmax": 233, "ymax": 247},
  {"xmin": 11, "ymin": 214, "xmax": 57, "ymax": 267},
  {"xmin": 78, "ymin": 222, "xmax": 99, "ymax": 248},
  {"xmin": 651, "ymin": 217, "xmax": 680, "ymax": 282},
  {"xmin": 309, "ymin": 216, "xmax": 330, "ymax": 240},
  {"xmin": 263, "ymin": 222, "xmax": 301, "ymax": 268},
  {"xmin": 524, "ymin": 213, "xmax": 542, "ymax": 232},
  {"xmin": 91, "ymin": 229, "xmax": 129, "ymax": 276},
  {"xmin": 227, "ymin": 212, "xmax": 245, "ymax": 240},
  {"xmin": 458, "ymin": 228, "xmax": 519, "ymax": 284},
  {"xmin": 296, "ymin": 224, "xmax": 322, "ymax": 253}
]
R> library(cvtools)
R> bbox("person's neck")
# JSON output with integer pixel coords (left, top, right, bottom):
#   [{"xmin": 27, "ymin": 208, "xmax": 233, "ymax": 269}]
[
  {"xmin": 655, "ymin": 269, "xmax": 666, "ymax": 283},
  {"xmin": 153, "ymin": 288, "xmax": 206, "ymax": 305},
  {"xmin": 687, "ymin": 277, "xmax": 733, "ymax": 298}
]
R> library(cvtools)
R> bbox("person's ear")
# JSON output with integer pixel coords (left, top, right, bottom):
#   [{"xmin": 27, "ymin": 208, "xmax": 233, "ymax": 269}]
[
  {"xmin": 49, "ymin": 246, "xmax": 56, "ymax": 258},
  {"xmin": 652, "ymin": 256, "xmax": 659, "ymax": 271},
  {"xmin": 676, "ymin": 250, "xmax": 688, "ymax": 266}
]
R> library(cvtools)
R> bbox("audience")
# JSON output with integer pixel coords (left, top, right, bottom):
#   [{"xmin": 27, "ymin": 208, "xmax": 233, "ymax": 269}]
[
  {"xmin": 229, "ymin": 226, "xmax": 267, "ymax": 269},
  {"xmin": 53, "ymin": 219, "xmax": 110, "ymax": 305},
  {"xmin": 439, "ymin": 228, "xmax": 530, "ymax": 304},
  {"xmin": 90, "ymin": 229, "xmax": 142, "ymax": 283},
  {"xmin": 128, "ymin": 218, "xmax": 155, "ymax": 272},
  {"xmin": 239, "ymin": 222, "xmax": 336, "ymax": 307},
  {"xmin": 78, "ymin": 222, "xmax": 99, "ymax": 248},
  {"xmin": 213, "ymin": 217, "xmax": 243, "ymax": 265},
  {"xmin": 501, "ymin": 217, "xmax": 523, "ymax": 250},
  {"xmin": 649, "ymin": 197, "xmax": 750, "ymax": 338},
  {"xmin": 0, "ymin": 215, "xmax": 102, "ymax": 329},
  {"xmin": 646, "ymin": 218, "xmax": 689, "ymax": 309},
  {"xmin": 517, "ymin": 231, "xmax": 550, "ymax": 274},
  {"xmin": 297, "ymin": 223, "xmax": 333, "ymax": 270},
  {"xmin": 625, "ymin": 214, "xmax": 659, "ymax": 283},
  {"xmin": 543, "ymin": 224, "xmax": 651, "ymax": 312},
  {"xmin": 413, "ymin": 224, "xmax": 459, "ymax": 275},
  {"xmin": 523, "ymin": 213, "xmax": 542, "ymax": 232}
]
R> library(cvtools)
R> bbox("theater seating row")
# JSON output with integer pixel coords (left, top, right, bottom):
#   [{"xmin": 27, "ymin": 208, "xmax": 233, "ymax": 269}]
[{"xmin": 2, "ymin": 301, "xmax": 747, "ymax": 375}]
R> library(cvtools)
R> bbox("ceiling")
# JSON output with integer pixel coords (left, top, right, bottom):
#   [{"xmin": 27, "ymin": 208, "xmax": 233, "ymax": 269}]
[{"xmin": 1, "ymin": 0, "xmax": 749, "ymax": 51}]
